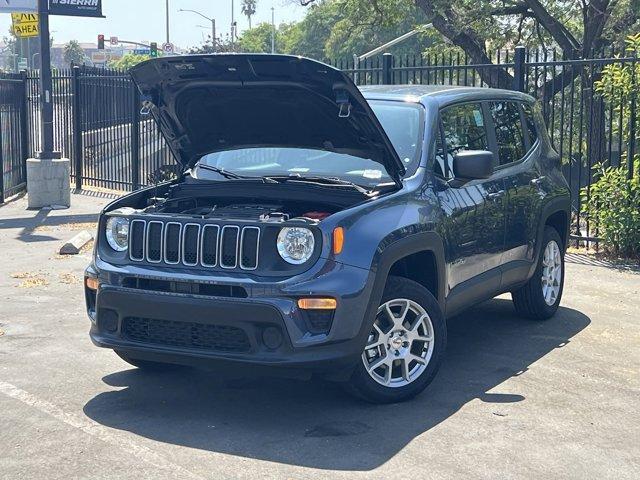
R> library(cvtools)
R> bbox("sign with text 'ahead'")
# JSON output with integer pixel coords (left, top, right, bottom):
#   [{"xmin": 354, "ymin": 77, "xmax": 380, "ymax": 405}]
[
  {"xmin": 48, "ymin": 0, "xmax": 104, "ymax": 17},
  {"xmin": 0, "ymin": 0, "xmax": 37, "ymax": 13},
  {"xmin": 12, "ymin": 13, "xmax": 39, "ymax": 38}
]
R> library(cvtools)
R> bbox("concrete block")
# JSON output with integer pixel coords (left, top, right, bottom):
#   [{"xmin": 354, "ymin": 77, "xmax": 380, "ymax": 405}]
[
  {"xmin": 59, "ymin": 230, "xmax": 94, "ymax": 255},
  {"xmin": 26, "ymin": 158, "xmax": 71, "ymax": 209}
]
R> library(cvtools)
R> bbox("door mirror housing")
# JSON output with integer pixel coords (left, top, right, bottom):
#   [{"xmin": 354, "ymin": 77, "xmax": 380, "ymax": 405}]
[{"xmin": 453, "ymin": 150, "xmax": 494, "ymax": 180}]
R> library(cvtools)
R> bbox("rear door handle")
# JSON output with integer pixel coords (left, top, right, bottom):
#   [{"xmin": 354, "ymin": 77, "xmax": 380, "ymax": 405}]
[
  {"xmin": 487, "ymin": 190, "xmax": 505, "ymax": 200},
  {"xmin": 530, "ymin": 176, "xmax": 546, "ymax": 186}
]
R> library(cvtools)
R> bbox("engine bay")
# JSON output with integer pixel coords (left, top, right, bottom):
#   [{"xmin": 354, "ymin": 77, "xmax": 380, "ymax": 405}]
[{"xmin": 143, "ymin": 197, "xmax": 334, "ymax": 222}]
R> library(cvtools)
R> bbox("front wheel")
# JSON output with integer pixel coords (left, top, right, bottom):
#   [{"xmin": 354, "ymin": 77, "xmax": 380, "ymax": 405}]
[
  {"xmin": 346, "ymin": 276, "xmax": 447, "ymax": 404},
  {"xmin": 511, "ymin": 226, "xmax": 565, "ymax": 320}
]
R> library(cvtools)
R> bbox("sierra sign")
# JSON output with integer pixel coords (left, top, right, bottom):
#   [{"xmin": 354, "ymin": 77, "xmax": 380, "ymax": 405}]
[{"xmin": 48, "ymin": 0, "xmax": 103, "ymax": 17}]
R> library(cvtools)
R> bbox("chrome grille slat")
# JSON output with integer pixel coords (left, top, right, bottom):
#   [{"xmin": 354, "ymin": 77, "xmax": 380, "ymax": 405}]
[
  {"xmin": 129, "ymin": 220, "xmax": 146, "ymax": 261},
  {"xmin": 220, "ymin": 225, "xmax": 240, "ymax": 269},
  {"xmin": 130, "ymin": 219, "xmax": 258, "ymax": 270}
]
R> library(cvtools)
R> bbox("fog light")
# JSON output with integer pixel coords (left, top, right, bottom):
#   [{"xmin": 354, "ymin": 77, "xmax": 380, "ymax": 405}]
[
  {"xmin": 297, "ymin": 298, "xmax": 337, "ymax": 310},
  {"xmin": 98, "ymin": 309, "xmax": 118, "ymax": 333},
  {"xmin": 262, "ymin": 327, "xmax": 283, "ymax": 350},
  {"xmin": 85, "ymin": 276, "xmax": 99, "ymax": 291}
]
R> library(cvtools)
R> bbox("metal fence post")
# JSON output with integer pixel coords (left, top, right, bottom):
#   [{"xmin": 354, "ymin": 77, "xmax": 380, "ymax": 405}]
[
  {"xmin": 131, "ymin": 83, "xmax": 140, "ymax": 190},
  {"xmin": 19, "ymin": 70, "xmax": 29, "ymax": 185},
  {"xmin": 0, "ymin": 112, "xmax": 4, "ymax": 203},
  {"xmin": 71, "ymin": 66, "xmax": 83, "ymax": 191},
  {"xmin": 513, "ymin": 46, "xmax": 526, "ymax": 92},
  {"xmin": 628, "ymin": 51, "xmax": 637, "ymax": 179},
  {"xmin": 382, "ymin": 53, "xmax": 394, "ymax": 85}
]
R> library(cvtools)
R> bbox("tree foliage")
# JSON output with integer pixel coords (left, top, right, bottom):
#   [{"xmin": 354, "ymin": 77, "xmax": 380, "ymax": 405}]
[
  {"xmin": 108, "ymin": 54, "xmax": 151, "ymax": 70},
  {"xmin": 63, "ymin": 40, "xmax": 87, "ymax": 66},
  {"xmin": 241, "ymin": 0, "xmax": 258, "ymax": 29}
]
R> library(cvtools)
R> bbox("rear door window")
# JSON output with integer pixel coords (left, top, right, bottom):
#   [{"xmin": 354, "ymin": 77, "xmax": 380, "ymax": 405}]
[
  {"xmin": 489, "ymin": 101, "xmax": 526, "ymax": 166},
  {"xmin": 522, "ymin": 102, "xmax": 539, "ymax": 147}
]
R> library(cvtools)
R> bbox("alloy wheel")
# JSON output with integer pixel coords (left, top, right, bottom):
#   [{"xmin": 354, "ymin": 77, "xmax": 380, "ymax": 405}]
[
  {"xmin": 361, "ymin": 298, "xmax": 435, "ymax": 388},
  {"xmin": 541, "ymin": 240, "xmax": 562, "ymax": 306}
]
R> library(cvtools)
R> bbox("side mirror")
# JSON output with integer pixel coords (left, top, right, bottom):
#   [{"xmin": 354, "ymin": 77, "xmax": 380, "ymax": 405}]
[{"xmin": 452, "ymin": 150, "xmax": 494, "ymax": 180}]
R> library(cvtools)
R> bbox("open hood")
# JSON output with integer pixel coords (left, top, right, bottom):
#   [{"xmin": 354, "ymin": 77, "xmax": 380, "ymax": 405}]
[{"xmin": 129, "ymin": 54, "xmax": 406, "ymax": 184}]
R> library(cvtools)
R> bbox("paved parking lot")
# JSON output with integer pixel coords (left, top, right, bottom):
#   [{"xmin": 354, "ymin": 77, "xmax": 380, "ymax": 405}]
[{"xmin": 1, "ymin": 193, "xmax": 639, "ymax": 479}]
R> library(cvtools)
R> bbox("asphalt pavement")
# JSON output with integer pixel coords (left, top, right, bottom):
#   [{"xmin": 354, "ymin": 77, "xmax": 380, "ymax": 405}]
[{"xmin": 1, "ymin": 192, "xmax": 638, "ymax": 479}]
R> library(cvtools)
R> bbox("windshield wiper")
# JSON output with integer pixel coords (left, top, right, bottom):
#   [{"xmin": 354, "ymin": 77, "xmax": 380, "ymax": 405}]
[
  {"xmin": 263, "ymin": 175, "xmax": 372, "ymax": 195},
  {"xmin": 195, "ymin": 164, "xmax": 247, "ymax": 180}
]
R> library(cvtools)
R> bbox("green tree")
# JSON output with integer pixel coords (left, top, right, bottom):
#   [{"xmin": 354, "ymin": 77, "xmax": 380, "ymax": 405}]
[
  {"xmin": 241, "ymin": 0, "xmax": 258, "ymax": 29},
  {"xmin": 238, "ymin": 22, "xmax": 275, "ymax": 52},
  {"xmin": 108, "ymin": 53, "xmax": 151, "ymax": 70},
  {"xmin": 63, "ymin": 40, "xmax": 86, "ymax": 66}
]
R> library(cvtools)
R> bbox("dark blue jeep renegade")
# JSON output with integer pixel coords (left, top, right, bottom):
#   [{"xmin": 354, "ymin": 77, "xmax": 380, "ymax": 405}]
[{"xmin": 85, "ymin": 54, "xmax": 570, "ymax": 403}]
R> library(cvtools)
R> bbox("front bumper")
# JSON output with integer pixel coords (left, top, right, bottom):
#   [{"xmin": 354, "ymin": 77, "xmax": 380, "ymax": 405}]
[{"xmin": 86, "ymin": 257, "xmax": 377, "ymax": 376}]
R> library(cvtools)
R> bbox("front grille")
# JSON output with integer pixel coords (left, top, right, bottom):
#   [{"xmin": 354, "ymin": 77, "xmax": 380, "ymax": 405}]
[
  {"xmin": 122, "ymin": 317, "xmax": 251, "ymax": 353},
  {"xmin": 128, "ymin": 219, "xmax": 260, "ymax": 270}
]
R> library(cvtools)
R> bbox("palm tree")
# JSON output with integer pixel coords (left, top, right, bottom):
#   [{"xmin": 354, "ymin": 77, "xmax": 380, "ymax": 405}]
[{"xmin": 241, "ymin": 0, "xmax": 257, "ymax": 29}]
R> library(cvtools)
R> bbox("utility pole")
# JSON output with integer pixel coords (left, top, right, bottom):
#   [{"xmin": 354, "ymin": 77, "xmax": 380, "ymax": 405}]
[
  {"xmin": 231, "ymin": 0, "xmax": 235, "ymax": 44},
  {"xmin": 27, "ymin": 0, "xmax": 70, "ymax": 208},
  {"xmin": 37, "ymin": 0, "xmax": 57, "ymax": 160},
  {"xmin": 271, "ymin": 7, "xmax": 275, "ymax": 53},
  {"xmin": 165, "ymin": 0, "xmax": 170, "ymax": 45}
]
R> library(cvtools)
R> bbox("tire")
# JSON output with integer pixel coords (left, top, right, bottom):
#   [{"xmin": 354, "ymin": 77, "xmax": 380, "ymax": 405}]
[
  {"xmin": 114, "ymin": 350, "xmax": 174, "ymax": 371},
  {"xmin": 512, "ymin": 226, "xmax": 565, "ymax": 320},
  {"xmin": 346, "ymin": 276, "xmax": 447, "ymax": 404}
]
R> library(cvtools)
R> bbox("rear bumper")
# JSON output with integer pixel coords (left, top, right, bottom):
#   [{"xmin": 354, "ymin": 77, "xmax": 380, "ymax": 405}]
[{"xmin": 86, "ymin": 258, "xmax": 377, "ymax": 376}]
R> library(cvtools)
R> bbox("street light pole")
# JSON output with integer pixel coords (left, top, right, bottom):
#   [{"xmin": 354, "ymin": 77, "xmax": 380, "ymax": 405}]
[
  {"xmin": 271, "ymin": 7, "xmax": 275, "ymax": 53},
  {"xmin": 178, "ymin": 9, "xmax": 216, "ymax": 47}
]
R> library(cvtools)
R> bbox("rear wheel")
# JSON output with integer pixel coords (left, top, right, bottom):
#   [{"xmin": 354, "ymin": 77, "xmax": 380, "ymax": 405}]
[
  {"xmin": 512, "ymin": 226, "xmax": 565, "ymax": 320},
  {"xmin": 346, "ymin": 276, "xmax": 447, "ymax": 404}
]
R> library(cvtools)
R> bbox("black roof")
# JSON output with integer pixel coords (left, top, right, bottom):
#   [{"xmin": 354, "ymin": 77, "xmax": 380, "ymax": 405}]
[{"xmin": 359, "ymin": 84, "xmax": 535, "ymax": 107}]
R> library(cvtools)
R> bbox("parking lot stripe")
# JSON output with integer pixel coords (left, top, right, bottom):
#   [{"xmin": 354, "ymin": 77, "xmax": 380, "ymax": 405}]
[{"xmin": 0, "ymin": 381, "xmax": 205, "ymax": 480}]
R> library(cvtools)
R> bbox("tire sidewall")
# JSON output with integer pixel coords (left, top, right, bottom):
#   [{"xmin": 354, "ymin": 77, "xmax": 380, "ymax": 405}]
[
  {"xmin": 534, "ymin": 227, "xmax": 565, "ymax": 317},
  {"xmin": 349, "ymin": 276, "xmax": 447, "ymax": 403}
]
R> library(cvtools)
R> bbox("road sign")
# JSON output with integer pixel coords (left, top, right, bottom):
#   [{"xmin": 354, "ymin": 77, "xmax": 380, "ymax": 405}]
[
  {"xmin": 110, "ymin": 36, "xmax": 118, "ymax": 46},
  {"xmin": 162, "ymin": 42, "xmax": 174, "ymax": 54},
  {"xmin": 134, "ymin": 49, "xmax": 151, "ymax": 55},
  {"xmin": 18, "ymin": 58, "xmax": 28, "ymax": 70},
  {"xmin": 11, "ymin": 13, "xmax": 39, "ymax": 38},
  {"xmin": 0, "ymin": 0, "xmax": 37, "ymax": 13},
  {"xmin": 91, "ymin": 52, "xmax": 108, "ymax": 64}
]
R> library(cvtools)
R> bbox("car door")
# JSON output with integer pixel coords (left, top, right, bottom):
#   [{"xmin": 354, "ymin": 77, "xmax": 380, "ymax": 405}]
[
  {"xmin": 488, "ymin": 100, "xmax": 545, "ymax": 286},
  {"xmin": 435, "ymin": 102, "xmax": 506, "ymax": 302}
]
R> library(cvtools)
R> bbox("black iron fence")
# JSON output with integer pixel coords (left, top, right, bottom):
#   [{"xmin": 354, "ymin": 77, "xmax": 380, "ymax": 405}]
[
  {"xmin": 25, "ymin": 66, "xmax": 175, "ymax": 192},
  {"xmin": 0, "ymin": 73, "xmax": 28, "ymax": 203},
  {"xmin": 4, "ymin": 50, "xmax": 638, "ymax": 244}
]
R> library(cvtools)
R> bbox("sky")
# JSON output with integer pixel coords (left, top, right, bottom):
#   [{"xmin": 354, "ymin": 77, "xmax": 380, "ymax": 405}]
[{"xmin": 0, "ymin": 0, "xmax": 306, "ymax": 48}]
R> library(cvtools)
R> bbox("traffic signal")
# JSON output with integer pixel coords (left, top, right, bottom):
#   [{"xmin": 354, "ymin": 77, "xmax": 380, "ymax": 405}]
[
  {"xmin": 97, "ymin": 34, "xmax": 105, "ymax": 50},
  {"xmin": 150, "ymin": 42, "xmax": 158, "ymax": 57}
]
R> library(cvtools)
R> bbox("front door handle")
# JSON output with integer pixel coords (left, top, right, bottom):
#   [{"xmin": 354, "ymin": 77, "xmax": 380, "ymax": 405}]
[
  {"xmin": 487, "ymin": 190, "xmax": 505, "ymax": 200},
  {"xmin": 530, "ymin": 176, "xmax": 546, "ymax": 186}
]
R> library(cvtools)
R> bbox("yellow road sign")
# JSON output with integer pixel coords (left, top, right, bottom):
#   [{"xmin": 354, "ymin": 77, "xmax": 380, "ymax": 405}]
[{"xmin": 12, "ymin": 12, "xmax": 39, "ymax": 38}]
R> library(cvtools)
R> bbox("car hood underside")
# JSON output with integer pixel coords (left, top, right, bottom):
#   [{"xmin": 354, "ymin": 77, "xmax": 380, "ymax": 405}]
[{"xmin": 129, "ymin": 54, "xmax": 405, "ymax": 184}]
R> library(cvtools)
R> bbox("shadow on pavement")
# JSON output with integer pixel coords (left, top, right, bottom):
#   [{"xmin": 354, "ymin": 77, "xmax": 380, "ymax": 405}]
[{"xmin": 83, "ymin": 298, "xmax": 590, "ymax": 471}]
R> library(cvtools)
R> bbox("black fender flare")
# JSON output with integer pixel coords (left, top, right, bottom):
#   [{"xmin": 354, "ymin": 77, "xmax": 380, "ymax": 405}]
[
  {"xmin": 528, "ymin": 196, "xmax": 571, "ymax": 279},
  {"xmin": 353, "ymin": 230, "xmax": 447, "ymax": 349}
]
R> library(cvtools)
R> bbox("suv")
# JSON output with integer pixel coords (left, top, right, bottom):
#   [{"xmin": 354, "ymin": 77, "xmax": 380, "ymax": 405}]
[{"xmin": 85, "ymin": 54, "xmax": 570, "ymax": 403}]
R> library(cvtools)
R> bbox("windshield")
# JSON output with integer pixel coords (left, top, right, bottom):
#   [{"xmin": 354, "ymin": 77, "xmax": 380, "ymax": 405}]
[{"xmin": 195, "ymin": 101, "xmax": 423, "ymax": 187}]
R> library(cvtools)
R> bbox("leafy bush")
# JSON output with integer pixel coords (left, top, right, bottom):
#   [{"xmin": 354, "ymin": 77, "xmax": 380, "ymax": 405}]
[{"xmin": 582, "ymin": 159, "xmax": 640, "ymax": 257}]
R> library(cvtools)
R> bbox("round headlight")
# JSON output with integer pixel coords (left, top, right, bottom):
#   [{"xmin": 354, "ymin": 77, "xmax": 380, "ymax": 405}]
[
  {"xmin": 105, "ymin": 216, "xmax": 130, "ymax": 252},
  {"xmin": 277, "ymin": 227, "xmax": 315, "ymax": 264}
]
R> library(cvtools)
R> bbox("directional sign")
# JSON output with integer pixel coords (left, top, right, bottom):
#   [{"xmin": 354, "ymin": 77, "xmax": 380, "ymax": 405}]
[
  {"xmin": 134, "ymin": 49, "xmax": 151, "ymax": 55},
  {"xmin": 11, "ymin": 13, "xmax": 39, "ymax": 38},
  {"xmin": 0, "ymin": 0, "xmax": 37, "ymax": 13},
  {"xmin": 18, "ymin": 58, "xmax": 28, "ymax": 70}
]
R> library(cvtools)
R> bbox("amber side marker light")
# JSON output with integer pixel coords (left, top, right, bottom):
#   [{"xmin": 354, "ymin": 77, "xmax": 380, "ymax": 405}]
[
  {"xmin": 333, "ymin": 227, "xmax": 345, "ymax": 255},
  {"xmin": 85, "ymin": 277, "xmax": 99, "ymax": 291},
  {"xmin": 298, "ymin": 298, "xmax": 337, "ymax": 310}
]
